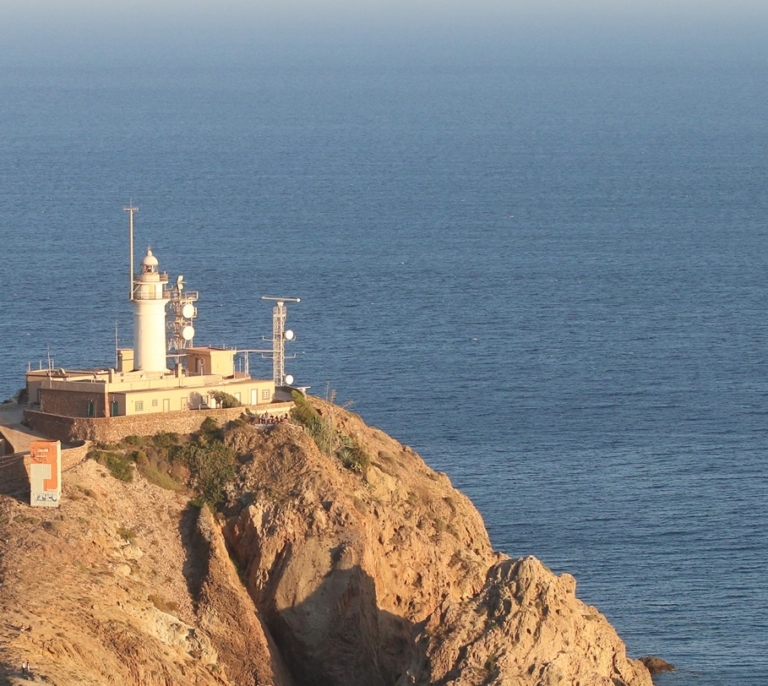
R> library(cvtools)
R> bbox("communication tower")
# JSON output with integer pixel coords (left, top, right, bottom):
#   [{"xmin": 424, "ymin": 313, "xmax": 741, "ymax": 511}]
[
  {"xmin": 167, "ymin": 275, "xmax": 199, "ymax": 352},
  {"xmin": 261, "ymin": 297, "xmax": 300, "ymax": 386}
]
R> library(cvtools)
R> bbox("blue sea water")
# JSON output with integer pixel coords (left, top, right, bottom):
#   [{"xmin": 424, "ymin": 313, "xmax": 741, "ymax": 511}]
[{"xmin": 1, "ymin": 32, "xmax": 767, "ymax": 685}]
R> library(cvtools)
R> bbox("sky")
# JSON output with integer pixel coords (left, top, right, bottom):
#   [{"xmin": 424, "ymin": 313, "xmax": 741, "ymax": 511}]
[{"xmin": 2, "ymin": 0, "xmax": 767, "ymax": 63}]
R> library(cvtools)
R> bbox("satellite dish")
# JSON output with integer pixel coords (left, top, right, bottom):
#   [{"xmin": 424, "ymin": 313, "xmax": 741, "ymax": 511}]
[
  {"xmin": 182, "ymin": 303, "xmax": 195, "ymax": 319},
  {"xmin": 284, "ymin": 374, "xmax": 294, "ymax": 386},
  {"xmin": 177, "ymin": 275, "xmax": 184, "ymax": 291},
  {"xmin": 182, "ymin": 325, "xmax": 195, "ymax": 341},
  {"xmin": 284, "ymin": 329, "xmax": 295, "ymax": 341}
]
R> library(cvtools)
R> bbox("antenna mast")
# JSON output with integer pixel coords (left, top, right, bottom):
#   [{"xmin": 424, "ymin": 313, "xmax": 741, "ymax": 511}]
[
  {"xmin": 124, "ymin": 204, "xmax": 139, "ymax": 301},
  {"xmin": 261, "ymin": 296, "xmax": 300, "ymax": 386}
]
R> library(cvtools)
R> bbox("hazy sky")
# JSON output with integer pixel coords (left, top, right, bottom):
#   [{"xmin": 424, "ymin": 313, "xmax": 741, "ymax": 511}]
[{"xmin": 1, "ymin": 0, "xmax": 767, "ymax": 63}]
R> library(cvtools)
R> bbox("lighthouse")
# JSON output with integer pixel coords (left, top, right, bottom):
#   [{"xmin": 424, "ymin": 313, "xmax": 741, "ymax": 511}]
[{"xmin": 132, "ymin": 247, "xmax": 170, "ymax": 372}]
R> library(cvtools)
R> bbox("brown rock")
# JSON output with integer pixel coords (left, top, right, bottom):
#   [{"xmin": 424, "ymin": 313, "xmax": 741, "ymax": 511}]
[
  {"xmin": 399, "ymin": 556, "xmax": 653, "ymax": 686},
  {"xmin": 223, "ymin": 403, "xmax": 497, "ymax": 686},
  {"xmin": 221, "ymin": 399, "xmax": 653, "ymax": 686},
  {"xmin": 639, "ymin": 656, "xmax": 676, "ymax": 674}
]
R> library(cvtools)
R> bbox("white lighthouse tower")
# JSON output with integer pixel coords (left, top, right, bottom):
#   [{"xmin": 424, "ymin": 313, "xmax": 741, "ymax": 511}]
[
  {"xmin": 125, "ymin": 205, "xmax": 170, "ymax": 373},
  {"xmin": 133, "ymin": 248, "xmax": 170, "ymax": 372}
]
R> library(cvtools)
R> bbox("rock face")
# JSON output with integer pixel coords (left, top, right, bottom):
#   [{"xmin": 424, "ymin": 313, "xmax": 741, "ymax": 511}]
[
  {"xmin": 0, "ymin": 459, "xmax": 292, "ymax": 686},
  {"xmin": 403, "ymin": 557, "xmax": 652, "ymax": 686},
  {"xmin": 0, "ymin": 398, "xmax": 653, "ymax": 686},
  {"xmin": 222, "ymin": 404, "xmax": 497, "ymax": 686}
]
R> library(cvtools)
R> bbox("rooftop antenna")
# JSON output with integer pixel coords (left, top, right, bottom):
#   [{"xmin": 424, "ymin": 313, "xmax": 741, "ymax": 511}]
[
  {"xmin": 261, "ymin": 296, "xmax": 300, "ymax": 386},
  {"xmin": 124, "ymin": 203, "xmax": 139, "ymax": 301},
  {"xmin": 115, "ymin": 322, "xmax": 119, "ymax": 368},
  {"xmin": 167, "ymin": 274, "xmax": 199, "ymax": 353}
]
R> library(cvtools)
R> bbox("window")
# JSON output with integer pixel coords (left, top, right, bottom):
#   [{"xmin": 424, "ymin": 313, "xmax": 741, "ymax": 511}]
[
  {"xmin": 152, "ymin": 399, "xmax": 158, "ymax": 407},
  {"xmin": 136, "ymin": 401, "xmax": 144, "ymax": 411},
  {"xmin": 262, "ymin": 389, "xmax": 271, "ymax": 400},
  {"xmin": 235, "ymin": 393, "xmax": 241, "ymax": 402}
]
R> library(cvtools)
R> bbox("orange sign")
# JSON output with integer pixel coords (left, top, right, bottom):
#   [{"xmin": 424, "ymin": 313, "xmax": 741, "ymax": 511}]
[{"xmin": 30, "ymin": 440, "xmax": 61, "ymax": 507}]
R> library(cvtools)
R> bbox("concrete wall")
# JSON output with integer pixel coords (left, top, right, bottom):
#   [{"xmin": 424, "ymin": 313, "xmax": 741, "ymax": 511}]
[
  {"xmin": 37, "ymin": 378, "xmax": 276, "ymax": 418},
  {"xmin": 24, "ymin": 403, "xmax": 294, "ymax": 444}
]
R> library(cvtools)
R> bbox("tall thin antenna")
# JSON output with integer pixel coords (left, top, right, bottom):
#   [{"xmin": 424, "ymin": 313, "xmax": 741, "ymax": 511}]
[
  {"xmin": 124, "ymin": 203, "xmax": 139, "ymax": 301},
  {"xmin": 115, "ymin": 322, "xmax": 119, "ymax": 368}
]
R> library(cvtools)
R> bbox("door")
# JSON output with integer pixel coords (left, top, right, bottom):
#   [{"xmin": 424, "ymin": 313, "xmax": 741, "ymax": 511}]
[
  {"xmin": 111, "ymin": 401, "xmax": 119, "ymax": 416},
  {"xmin": 163, "ymin": 398, "xmax": 170, "ymax": 412},
  {"xmin": 251, "ymin": 389, "xmax": 258, "ymax": 405}
]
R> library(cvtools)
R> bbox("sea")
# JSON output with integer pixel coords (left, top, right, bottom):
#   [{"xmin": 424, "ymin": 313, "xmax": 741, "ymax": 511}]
[{"xmin": 1, "ymin": 21, "xmax": 767, "ymax": 685}]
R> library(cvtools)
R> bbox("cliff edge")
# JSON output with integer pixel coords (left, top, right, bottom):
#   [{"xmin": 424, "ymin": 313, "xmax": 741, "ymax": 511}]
[{"xmin": 0, "ymin": 398, "xmax": 652, "ymax": 686}]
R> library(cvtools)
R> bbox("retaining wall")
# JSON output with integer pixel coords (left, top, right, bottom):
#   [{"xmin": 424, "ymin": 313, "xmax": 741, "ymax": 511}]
[{"xmin": 24, "ymin": 403, "xmax": 294, "ymax": 444}]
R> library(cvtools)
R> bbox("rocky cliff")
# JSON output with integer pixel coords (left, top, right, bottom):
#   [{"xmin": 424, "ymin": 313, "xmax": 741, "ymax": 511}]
[{"xmin": 0, "ymin": 398, "xmax": 652, "ymax": 686}]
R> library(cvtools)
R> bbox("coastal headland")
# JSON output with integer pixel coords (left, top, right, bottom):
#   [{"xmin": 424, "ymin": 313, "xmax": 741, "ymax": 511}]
[{"xmin": 0, "ymin": 396, "xmax": 653, "ymax": 686}]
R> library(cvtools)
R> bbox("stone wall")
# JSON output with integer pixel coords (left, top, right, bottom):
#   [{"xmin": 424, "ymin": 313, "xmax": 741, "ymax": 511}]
[
  {"xmin": 0, "ymin": 454, "xmax": 28, "ymax": 494},
  {"xmin": 24, "ymin": 403, "xmax": 294, "ymax": 444},
  {"xmin": 40, "ymin": 388, "xmax": 105, "ymax": 418},
  {"xmin": 62, "ymin": 442, "xmax": 90, "ymax": 471}
]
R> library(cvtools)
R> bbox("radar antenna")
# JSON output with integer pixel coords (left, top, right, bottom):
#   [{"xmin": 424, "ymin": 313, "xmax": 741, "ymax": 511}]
[{"xmin": 166, "ymin": 274, "xmax": 199, "ymax": 352}]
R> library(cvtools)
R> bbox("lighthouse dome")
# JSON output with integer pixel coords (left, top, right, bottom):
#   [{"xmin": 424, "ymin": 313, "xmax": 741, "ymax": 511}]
[{"xmin": 141, "ymin": 248, "xmax": 159, "ymax": 271}]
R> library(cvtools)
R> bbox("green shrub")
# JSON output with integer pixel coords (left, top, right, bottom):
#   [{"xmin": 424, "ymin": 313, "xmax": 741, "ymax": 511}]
[
  {"xmin": 122, "ymin": 435, "xmax": 144, "ymax": 446},
  {"xmin": 88, "ymin": 450, "xmax": 133, "ymax": 482},
  {"xmin": 291, "ymin": 392, "xmax": 369, "ymax": 474},
  {"xmin": 133, "ymin": 449, "xmax": 149, "ymax": 467},
  {"xmin": 290, "ymin": 391, "xmax": 334, "ymax": 453},
  {"xmin": 152, "ymin": 432, "xmax": 180, "ymax": 449},
  {"xmin": 167, "ymin": 443, "xmax": 187, "ymax": 463},
  {"xmin": 181, "ymin": 441, "xmax": 236, "ymax": 505},
  {"xmin": 211, "ymin": 390, "xmax": 241, "ymax": 408},
  {"xmin": 138, "ymin": 462, "xmax": 184, "ymax": 491},
  {"xmin": 198, "ymin": 417, "xmax": 222, "ymax": 444},
  {"xmin": 337, "ymin": 435, "xmax": 371, "ymax": 474},
  {"xmin": 290, "ymin": 390, "xmax": 321, "ymax": 429}
]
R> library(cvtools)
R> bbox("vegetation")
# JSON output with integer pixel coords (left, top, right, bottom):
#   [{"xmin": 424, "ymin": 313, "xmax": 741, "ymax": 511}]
[
  {"xmin": 337, "ymin": 435, "xmax": 371, "ymax": 474},
  {"xmin": 181, "ymin": 441, "xmax": 237, "ymax": 506},
  {"xmin": 152, "ymin": 432, "xmax": 180, "ymax": 449},
  {"xmin": 139, "ymin": 462, "xmax": 185, "ymax": 491},
  {"xmin": 198, "ymin": 416, "xmax": 223, "ymax": 444},
  {"xmin": 291, "ymin": 390, "xmax": 370, "ymax": 475},
  {"xmin": 211, "ymin": 390, "xmax": 241, "ymax": 408},
  {"xmin": 87, "ymin": 449, "xmax": 133, "ymax": 482},
  {"xmin": 88, "ymin": 419, "xmax": 236, "ymax": 503}
]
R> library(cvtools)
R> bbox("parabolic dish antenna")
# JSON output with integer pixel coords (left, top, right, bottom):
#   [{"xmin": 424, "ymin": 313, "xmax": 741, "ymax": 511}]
[
  {"xmin": 182, "ymin": 325, "xmax": 195, "ymax": 341},
  {"xmin": 284, "ymin": 329, "xmax": 295, "ymax": 341},
  {"xmin": 182, "ymin": 303, "xmax": 195, "ymax": 319},
  {"xmin": 284, "ymin": 374, "xmax": 294, "ymax": 386}
]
